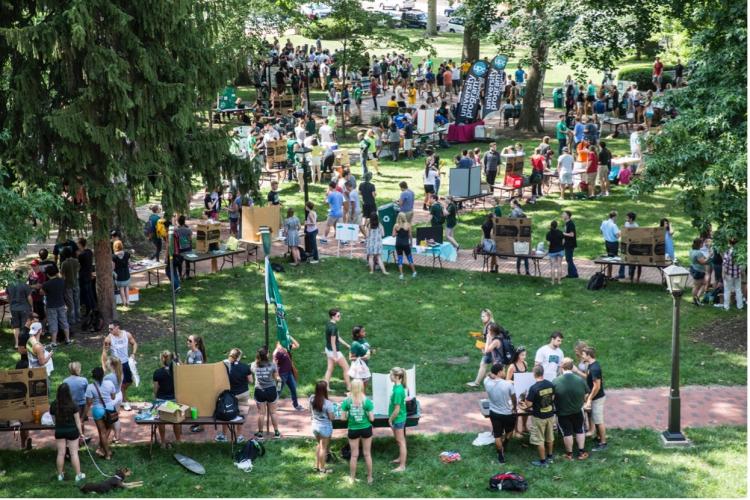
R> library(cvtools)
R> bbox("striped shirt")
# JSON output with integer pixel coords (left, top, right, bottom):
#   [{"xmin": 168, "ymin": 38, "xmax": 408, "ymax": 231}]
[{"xmin": 722, "ymin": 248, "xmax": 742, "ymax": 279}]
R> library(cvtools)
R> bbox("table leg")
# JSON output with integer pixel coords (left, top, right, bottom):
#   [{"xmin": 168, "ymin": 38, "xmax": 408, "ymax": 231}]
[
  {"xmin": 156, "ymin": 269, "xmax": 161, "ymax": 286},
  {"xmin": 534, "ymin": 259, "xmax": 541, "ymax": 276},
  {"xmin": 149, "ymin": 424, "xmax": 156, "ymax": 458}
]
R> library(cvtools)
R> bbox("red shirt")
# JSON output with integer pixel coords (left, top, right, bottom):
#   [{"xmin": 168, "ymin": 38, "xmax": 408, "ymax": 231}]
[
  {"xmin": 586, "ymin": 154, "xmax": 599, "ymax": 174},
  {"xmin": 369, "ymin": 79, "xmax": 378, "ymax": 96},
  {"xmin": 653, "ymin": 61, "xmax": 663, "ymax": 76},
  {"xmin": 531, "ymin": 154, "xmax": 546, "ymax": 173}
]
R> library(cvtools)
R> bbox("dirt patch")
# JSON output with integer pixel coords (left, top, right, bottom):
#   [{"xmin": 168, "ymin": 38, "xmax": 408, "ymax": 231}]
[
  {"xmin": 691, "ymin": 315, "xmax": 747, "ymax": 353},
  {"xmin": 73, "ymin": 313, "xmax": 173, "ymax": 349},
  {"xmin": 446, "ymin": 356, "xmax": 470, "ymax": 365}
]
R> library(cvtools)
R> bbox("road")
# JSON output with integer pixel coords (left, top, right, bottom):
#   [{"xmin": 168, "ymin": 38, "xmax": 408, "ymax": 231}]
[{"xmin": 362, "ymin": 0, "xmax": 458, "ymax": 24}]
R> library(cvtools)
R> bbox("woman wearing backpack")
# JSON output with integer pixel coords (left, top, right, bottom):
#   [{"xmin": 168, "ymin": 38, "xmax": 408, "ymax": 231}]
[
  {"xmin": 251, "ymin": 347, "xmax": 282, "ymax": 440},
  {"xmin": 467, "ymin": 309, "xmax": 495, "ymax": 387},
  {"xmin": 388, "ymin": 367, "xmax": 408, "ymax": 472},
  {"xmin": 341, "ymin": 379, "xmax": 375, "ymax": 484},
  {"xmin": 309, "ymin": 380, "xmax": 335, "ymax": 474}
]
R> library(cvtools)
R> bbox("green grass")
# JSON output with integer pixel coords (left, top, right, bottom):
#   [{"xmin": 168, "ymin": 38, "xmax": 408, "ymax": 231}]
[
  {"xmin": 4, "ymin": 256, "xmax": 743, "ymax": 401},
  {"xmin": 1, "ymin": 427, "xmax": 745, "ymax": 497}
]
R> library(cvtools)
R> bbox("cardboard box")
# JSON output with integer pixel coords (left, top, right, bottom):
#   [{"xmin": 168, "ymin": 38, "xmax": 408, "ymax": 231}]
[
  {"xmin": 0, "ymin": 368, "xmax": 50, "ymax": 421},
  {"xmin": 115, "ymin": 287, "xmax": 139, "ymax": 305},
  {"xmin": 502, "ymin": 153, "xmax": 524, "ymax": 178},
  {"xmin": 241, "ymin": 206, "xmax": 281, "ymax": 246},
  {"xmin": 196, "ymin": 222, "xmax": 221, "ymax": 253},
  {"xmin": 157, "ymin": 402, "xmax": 191, "ymax": 423},
  {"xmin": 174, "ymin": 363, "xmax": 230, "ymax": 418},
  {"xmin": 493, "ymin": 217, "xmax": 532, "ymax": 255},
  {"xmin": 621, "ymin": 227, "xmax": 667, "ymax": 264}
]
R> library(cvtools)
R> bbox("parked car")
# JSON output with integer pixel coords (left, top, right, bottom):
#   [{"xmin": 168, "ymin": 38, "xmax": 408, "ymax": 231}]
[
  {"xmin": 444, "ymin": 16, "xmax": 465, "ymax": 33},
  {"xmin": 401, "ymin": 10, "xmax": 432, "ymax": 29},
  {"xmin": 379, "ymin": 0, "xmax": 416, "ymax": 11},
  {"xmin": 300, "ymin": 3, "xmax": 332, "ymax": 19},
  {"xmin": 444, "ymin": 3, "xmax": 464, "ymax": 16}
]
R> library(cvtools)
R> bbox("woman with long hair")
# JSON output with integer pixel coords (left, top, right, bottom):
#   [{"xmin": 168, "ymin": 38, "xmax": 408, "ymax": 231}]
[
  {"xmin": 309, "ymin": 380, "xmax": 335, "ymax": 474},
  {"xmin": 388, "ymin": 367, "xmax": 408, "ymax": 472},
  {"xmin": 52, "ymin": 383, "xmax": 85, "ymax": 482},
  {"xmin": 341, "ymin": 379, "xmax": 375, "ymax": 484},
  {"xmin": 392, "ymin": 212, "xmax": 417, "ymax": 279},
  {"xmin": 252, "ymin": 347, "xmax": 282, "ymax": 439},
  {"xmin": 690, "ymin": 238, "xmax": 710, "ymax": 306},
  {"xmin": 84, "ymin": 367, "xmax": 116, "ymax": 460},
  {"xmin": 104, "ymin": 356, "xmax": 123, "ymax": 443},
  {"xmin": 467, "ymin": 309, "xmax": 495, "ymax": 387},
  {"xmin": 365, "ymin": 214, "xmax": 388, "ymax": 275},
  {"xmin": 187, "ymin": 335, "xmax": 207, "ymax": 433},
  {"xmin": 505, "ymin": 346, "xmax": 529, "ymax": 435},
  {"xmin": 349, "ymin": 326, "xmax": 372, "ymax": 388},
  {"xmin": 111, "ymin": 241, "xmax": 131, "ymax": 308}
]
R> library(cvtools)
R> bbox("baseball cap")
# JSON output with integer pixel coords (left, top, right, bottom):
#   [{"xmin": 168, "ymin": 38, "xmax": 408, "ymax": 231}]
[
  {"xmin": 29, "ymin": 322, "xmax": 42, "ymax": 336},
  {"xmin": 30, "ymin": 259, "xmax": 40, "ymax": 266}
]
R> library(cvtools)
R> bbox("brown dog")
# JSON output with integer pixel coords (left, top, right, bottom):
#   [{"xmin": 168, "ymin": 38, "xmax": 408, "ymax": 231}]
[{"xmin": 79, "ymin": 468, "xmax": 143, "ymax": 493}]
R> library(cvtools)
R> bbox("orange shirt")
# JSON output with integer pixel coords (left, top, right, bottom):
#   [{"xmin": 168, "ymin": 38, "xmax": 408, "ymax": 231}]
[
  {"xmin": 577, "ymin": 141, "xmax": 589, "ymax": 163},
  {"xmin": 444, "ymin": 70, "xmax": 453, "ymax": 86}
]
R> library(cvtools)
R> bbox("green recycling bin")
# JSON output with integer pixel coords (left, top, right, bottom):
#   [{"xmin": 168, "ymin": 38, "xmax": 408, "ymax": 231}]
[
  {"xmin": 552, "ymin": 87, "xmax": 563, "ymax": 108},
  {"xmin": 378, "ymin": 203, "xmax": 397, "ymax": 239}
]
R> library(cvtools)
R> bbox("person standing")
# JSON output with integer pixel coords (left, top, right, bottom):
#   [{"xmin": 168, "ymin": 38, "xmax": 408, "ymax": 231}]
[
  {"xmin": 323, "ymin": 308, "xmax": 351, "ymax": 391},
  {"xmin": 674, "ymin": 58, "xmax": 684, "ymax": 86},
  {"xmin": 722, "ymin": 238, "xmax": 744, "ymax": 311},
  {"xmin": 484, "ymin": 363, "xmax": 516, "ymax": 464},
  {"xmin": 534, "ymin": 331, "xmax": 564, "ymax": 380},
  {"xmin": 397, "ymin": 182, "xmax": 415, "ymax": 223},
  {"xmin": 597, "ymin": 141, "xmax": 612, "ymax": 197},
  {"xmin": 388, "ymin": 367, "xmax": 408, "ymax": 472},
  {"xmin": 505, "ymin": 347, "xmax": 529, "ymax": 435},
  {"xmin": 467, "ymin": 309, "xmax": 497, "ymax": 387},
  {"xmin": 43, "ymin": 264, "xmax": 72, "ymax": 346},
  {"xmin": 358, "ymin": 172, "xmax": 377, "ymax": 222},
  {"xmin": 623, "ymin": 212, "xmax": 642, "ymax": 282},
  {"xmin": 26, "ymin": 321, "xmax": 53, "ymax": 369},
  {"xmin": 51, "ymin": 383, "xmax": 86, "ymax": 482},
  {"xmin": 284, "ymin": 208, "xmax": 302, "ymax": 267},
  {"xmin": 84, "ymin": 367, "xmax": 116, "ymax": 460},
  {"xmin": 174, "ymin": 216, "xmax": 193, "ymax": 280},
  {"xmin": 522, "ymin": 365, "xmax": 556, "ymax": 467},
  {"xmin": 217, "ymin": 348, "xmax": 252, "ymax": 443},
  {"xmin": 274, "ymin": 339, "xmax": 304, "ymax": 411},
  {"xmin": 445, "ymin": 196, "xmax": 459, "ymax": 250},
  {"xmin": 6, "ymin": 269, "xmax": 32, "ymax": 349},
  {"xmin": 557, "ymin": 211, "xmax": 579, "ymax": 280},
  {"xmin": 510, "ymin": 199, "xmax": 529, "ymax": 275},
  {"xmin": 147, "ymin": 205, "xmax": 162, "ymax": 261},
  {"xmin": 546, "ymin": 221, "xmax": 565, "ymax": 285},
  {"xmin": 322, "ymin": 181, "xmax": 344, "ymax": 243},
  {"xmin": 186, "ymin": 335, "xmax": 207, "ymax": 433},
  {"xmin": 555, "ymin": 115, "xmax": 569, "ymax": 155},
  {"xmin": 310, "ymin": 380, "xmax": 335, "ymax": 474},
  {"xmin": 428, "ymin": 193, "xmax": 446, "ymax": 238},
  {"xmin": 581, "ymin": 347, "xmax": 607, "ymax": 451},
  {"xmin": 652, "ymin": 56, "xmax": 664, "ymax": 91},
  {"xmin": 111, "ymin": 241, "xmax": 132, "ymax": 308},
  {"xmin": 60, "ymin": 248, "xmax": 81, "ymax": 327},
  {"xmin": 482, "ymin": 143, "xmax": 500, "ymax": 191},
  {"xmin": 392, "ymin": 212, "xmax": 417, "ymax": 280},
  {"xmin": 689, "ymin": 238, "xmax": 710, "ymax": 306},
  {"xmin": 340, "ymin": 379, "xmax": 375, "ymax": 485},
  {"xmin": 63, "ymin": 362, "xmax": 90, "ymax": 444},
  {"xmin": 101, "ymin": 321, "xmax": 137, "ymax": 411},
  {"xmin": 553, "ymin": 358, "xmax": 589, "ymax": 461},
  {"xmin": 365, "ymin": 214, "xmax": 388, "ymax": 274},
  {"xmin": 251, "ymin": 347, "xmax": 282, "ymax": 440},
  {"xmin": 600, "ymin": 211, "xmax": 622, "ymax": 279},
  {"xmin": 76, "ymin": 238, "xmax": 96, "ymax": 317},
  {"xmin": 585, "ymin": 144, "xmax": 598, "ymax": 199},
  {"xmin": 304, "ymin": 201, "xmax": 320, "ymax": 263}
]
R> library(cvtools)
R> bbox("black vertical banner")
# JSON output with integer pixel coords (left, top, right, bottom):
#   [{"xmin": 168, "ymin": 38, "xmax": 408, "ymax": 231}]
[
  {"xmin": 482, "ymin": 55, "xmax": 509, "ymax": 118},
  {"xmin": 456, "ymin": 60, "xmax": 489, "ymax": 124}
]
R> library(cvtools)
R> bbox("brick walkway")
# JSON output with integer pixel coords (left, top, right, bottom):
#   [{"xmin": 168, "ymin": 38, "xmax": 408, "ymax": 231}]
[{"xmin": 1, "ymin": 385, "xmax": 744, "ymax": 450}]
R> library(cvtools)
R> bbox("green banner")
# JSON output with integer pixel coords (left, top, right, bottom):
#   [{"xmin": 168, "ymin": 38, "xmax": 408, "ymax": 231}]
[
  {"xmin": 265, "ymin": 258, "xmax": 291, "ymax": 348},
  {"xmin": 260, "ymin": 227, "xmax": 271, "ymax": 255}
]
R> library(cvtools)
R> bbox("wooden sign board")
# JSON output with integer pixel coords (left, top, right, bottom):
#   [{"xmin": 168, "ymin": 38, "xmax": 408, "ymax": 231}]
[
  {"xmin": 620, "ymin": 227, "xmax": 667, "ymax": 264},
  {"xmin": 241, "ymin": 205, "xmax": 281, "ymax": 245}
]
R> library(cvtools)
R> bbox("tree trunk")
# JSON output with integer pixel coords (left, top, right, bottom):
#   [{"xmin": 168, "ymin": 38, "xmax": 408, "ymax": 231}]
[
  {"xmin": 515, "ymin": 40, "xmax": 548, "ymax": 133},
  {"xmin": 427, "ymin": 0, "xmax": 438, "ymax": 37},
  {"xmin": 92, "ymin": 213, "xmax": 115, "ymax": 326},
  {"xmin": 462, "ymin": 24, "xmax": 480, "ymax": 61}
]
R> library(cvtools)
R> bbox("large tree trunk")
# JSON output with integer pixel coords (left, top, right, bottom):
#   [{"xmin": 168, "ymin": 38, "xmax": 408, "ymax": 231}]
[
  {"xmin": 515, "ymin": 40, "xmax": 548, "ymax": 133},
  {"xmin": 462, "ymin": 23, "xmax": 480, "ymax": 61},
  {"xmin": 92, "ymin": 213, "xmax": 115, "ymax": 326},
  {"xmin": 427, "ymin": 0, "xmax": 438, "ymax": 37}
]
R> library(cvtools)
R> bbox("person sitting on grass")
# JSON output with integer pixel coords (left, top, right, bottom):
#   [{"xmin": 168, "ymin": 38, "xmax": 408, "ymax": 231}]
[
  {"xmin": 485, "ymin": 363, "xmax": 516, "ymax": 464},
  {"xmin": 522, "ymin": 365, "xmax": 556, "ymax": 467},
  {"xmin": 388, "ymin": 367, "xmax": 409, "ymax": 472}
]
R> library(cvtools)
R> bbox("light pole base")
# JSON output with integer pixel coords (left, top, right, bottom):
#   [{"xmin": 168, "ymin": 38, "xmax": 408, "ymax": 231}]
[{"xmin": 660, "ymin": 431, "xmax": 691, "ymax": 448}]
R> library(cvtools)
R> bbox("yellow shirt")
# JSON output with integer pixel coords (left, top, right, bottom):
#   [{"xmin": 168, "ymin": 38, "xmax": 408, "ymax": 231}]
[
  {"xmin": 461, "ymin": 62, "xmax": 471, "ymax": 75},
  {"xmin": 387, "ymin": 99, "xmax": 398, "ymax": 108},
  {"xmin": 407, "ymin": 88, "xmax": 417, "ymax": 105}
]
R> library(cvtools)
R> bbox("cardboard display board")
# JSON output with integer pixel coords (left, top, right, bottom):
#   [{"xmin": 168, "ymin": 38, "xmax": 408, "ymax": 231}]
[
  {"xmin": 493, "ymin": 216, "xmax": 532, "ymax": 254},
  {"xmin": 371, "ymin": 366, "xmax": 416, "ymax": 415},
  {"xmin": 416, "ymin": 226, "xmax": 443, "ymax": 244},
  {"xmin": 241, "ymin": 206, "xmax": 282, "ymax": 246},
  {"xmin": 0, "ymin": 368, "xmax": 49, "ymax": 421},
  {"xmin": 265, "ymin": 139, "xmax": 288, "ymax": 166},
  {"xmin": 512, "ymin": 372, "xmax": 536, "ymax": 401},
  {"xmin": 620, "ymin": 227, "xmax": 667, "ymax": 264},
  {"xmin": 174, "ymin": 363, "xmax": 230, "ymax": 417},
  {"xmin": 417, "ymin": 108, "xmax": 435, "ymax": 134},
  {"xmin": 196, "ymin": 222, "xmax": 221, "ymax": 252}
]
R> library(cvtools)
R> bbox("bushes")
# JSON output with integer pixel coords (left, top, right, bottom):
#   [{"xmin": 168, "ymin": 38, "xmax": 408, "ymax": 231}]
[
  {"xmin": 617, "ymin": 64, "xmax": 674, "ymax": 91},
  {"xmin": 300, "ymin": 19, "xmax": 342, "ymax": 40}
]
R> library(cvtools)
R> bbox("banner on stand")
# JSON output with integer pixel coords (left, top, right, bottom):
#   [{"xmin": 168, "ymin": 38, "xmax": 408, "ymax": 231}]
[
  {"xmin": 456, "ymin": 60, "xmax": 489, "ymax": 124},
  {"xmin": 482, "ymin": 55, "xmax": 508, "ymax": 118}
]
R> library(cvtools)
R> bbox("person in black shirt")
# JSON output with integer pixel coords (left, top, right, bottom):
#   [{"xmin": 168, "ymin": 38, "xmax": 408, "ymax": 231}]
[
  {"xmin": 76, "ymin": 238, "xmax": 96, "ymax": 315},
  {"xmin": 43, "ymin": 265, "xmax": 71, "ymax": 346},
  {"xmin": 598, "ymin": 141, "xmax": 612, "ymax": 197},
  {"xmin": 522, "ymin": 365, "xmax": 555, "ymax": 467},
  {"xmin": 480, "ymin": 213, "xmax": 498, "ymax": 272},
  {"xmin": 267, "ymin": 181, "xmax": 281, "ymax": 206},
  {"xmin": 546, "ymin": 220, "xmax": 565, "ymax": 285},
  {"xmin": 358, "ymin": 173, "xmax": 377, "ymax": 219},
  {"xmin": 37, "ymin": 248, "xmax": 55, "ymax": 274},
  {"xmin": 581, "ymin": 347, "xmax": 607, "ymax": 451},
  {"xmin": 218, "ymin": 348, "xmax": 253, "ymax": 442},
  {"xmin": 561, "ymin": 210, "xmax": 578, "ymax": 278},
  {"xmin": 152, "ymin": 351, "xmax": 181, "ymax": 447}
]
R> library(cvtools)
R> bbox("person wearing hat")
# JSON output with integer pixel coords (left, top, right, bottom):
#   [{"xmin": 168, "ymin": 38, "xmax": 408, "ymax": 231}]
[
  {"xmin": 27, "ymin": 321, "xmax": 53, "ymax": 369},
  {"xmin": 556, "ymin": 147, "xmax": 575, "ymax": 200},
  {"xmin": 6, "ymin": 268, "xmax": 32, "ymax": 349}
]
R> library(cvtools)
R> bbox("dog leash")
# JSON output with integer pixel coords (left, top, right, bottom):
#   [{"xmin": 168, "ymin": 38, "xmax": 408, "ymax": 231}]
[{"xmin": 82, "ymin": 441, "xmax": 116, "ymax": 478}]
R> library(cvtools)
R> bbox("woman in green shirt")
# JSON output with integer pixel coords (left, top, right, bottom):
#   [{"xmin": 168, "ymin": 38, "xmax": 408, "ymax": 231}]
[
  {"xmin": 349, "ymin": 326, "xmax": 371, "ymax": 388},
  {"xmin": 445, "ymin": 196, "xmax": 459, "ymax": 250},
  {"xmin": 388, "ymin": 367, "xmax": 408, "ymax": 472},
  {"xmin": 340, "ymin": 379, "xmax": 374, "ymax": 484}
]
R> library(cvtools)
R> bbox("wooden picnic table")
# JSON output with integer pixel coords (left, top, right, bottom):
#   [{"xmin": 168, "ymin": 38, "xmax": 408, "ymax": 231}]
[{"xmin": 0, "ymin": 422, "xmax": 55, "ymax": 448}]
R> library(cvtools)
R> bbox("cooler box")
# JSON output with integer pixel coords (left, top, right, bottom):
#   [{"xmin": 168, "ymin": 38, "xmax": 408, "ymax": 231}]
[
  {"xmin": 504, "ymin": 174, "xmax": 523, "ymax": 188},
  {"xmin": 378, "ymin": 203, "xmax": 398, "ymax": 238}
]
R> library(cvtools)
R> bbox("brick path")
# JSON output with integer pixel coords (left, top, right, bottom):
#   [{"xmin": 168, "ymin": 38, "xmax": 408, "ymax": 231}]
[{"xmin": 1, "ymin": 385, "xmax": 744, "ymax": 450}]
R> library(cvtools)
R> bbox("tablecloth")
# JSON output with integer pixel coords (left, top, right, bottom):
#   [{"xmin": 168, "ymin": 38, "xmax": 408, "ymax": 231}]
[
  {"xmin": 381, "ymin": 236, "xmax": 457, "ymax": 263},
  {"xmin": 446, "ymin": 121, "xmax": 485, "ymax": 143}
]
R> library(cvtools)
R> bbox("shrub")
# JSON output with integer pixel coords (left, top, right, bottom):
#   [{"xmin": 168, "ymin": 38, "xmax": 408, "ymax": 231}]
[
  {"xmin": 300, "ymin": 19, "xmax": 341, "ymax": 40},
  {"xmin": 617, "ymin": 64, "xmax": 674, "ymax": 91}
]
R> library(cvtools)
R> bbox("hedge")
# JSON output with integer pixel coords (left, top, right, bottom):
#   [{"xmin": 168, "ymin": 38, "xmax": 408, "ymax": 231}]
[{"xmin": 617, "ymin": 64, "xmax": 675, "ymax": 91}]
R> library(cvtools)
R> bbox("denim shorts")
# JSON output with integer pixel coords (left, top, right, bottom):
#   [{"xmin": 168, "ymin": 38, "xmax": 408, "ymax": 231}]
[
  {"xmin": 549, "ymin": 250, "xmax": 564, "ymax": 258},
  {"xmin": 391, "ymin": 420, "xmax": 406, "ymax": 430},
  {"xmin": 312, "ymin": 422, "xmax": 333, "ymax": 439}
]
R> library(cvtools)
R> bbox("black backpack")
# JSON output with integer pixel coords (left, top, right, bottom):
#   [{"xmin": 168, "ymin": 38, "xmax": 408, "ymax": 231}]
[
  {"xmin": 587, "ymin": 272, "xmax": 607, "ymax": 291},
  {"xmin": 214, "ymin": 390, "xmax": 240, "ymax": 421},
  {"xmin": 235, "ymin": 438, "xmax": 265, "ymax": 462},
  {"xmin": 499, "ymin": 328, "xmax": 516, "ymax": 366},
  {"xmin": 489, "ymin": 472, "xmax": 528, "ymax": 492}
]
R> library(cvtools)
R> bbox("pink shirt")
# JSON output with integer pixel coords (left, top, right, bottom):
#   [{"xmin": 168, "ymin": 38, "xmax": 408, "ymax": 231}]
[{"xmin": 619, "ymin": 167, "xmax": 632, "ymax": 185}]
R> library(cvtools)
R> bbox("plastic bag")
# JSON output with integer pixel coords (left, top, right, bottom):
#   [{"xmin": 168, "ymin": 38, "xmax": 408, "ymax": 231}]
[
  {"xmin": 41, "ymin": 411, "xmax": 54, "ymax": 426},
  {"xmin": 226, "ymin": 236, "xmax": 239, "ymax": 251},
  {"xmin": 348, "ymin": 358, "xmax": 371, "ymax": 380},
  {"xmin": 129, "ymin": 356, "xmax": 140, "ymax": 387},
  {"xmin": 45, "ymin": 356, "xmax": 54, "ymax": 377}
]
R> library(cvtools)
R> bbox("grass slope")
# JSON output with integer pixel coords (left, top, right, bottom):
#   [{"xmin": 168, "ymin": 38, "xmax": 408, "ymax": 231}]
[
  {"xmin": 1, "ymin": 427, "xmax": 745, "ymax": 497},
  {"xmin": 4, "ymin": 259, "xmax": 744, "ymax": 400}
]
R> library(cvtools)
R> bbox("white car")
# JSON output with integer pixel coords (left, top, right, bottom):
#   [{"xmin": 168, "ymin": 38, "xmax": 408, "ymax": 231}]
[
  {"xmin": 300, "ymin": 3, "xmax": 332, "ymax": 19},
  {"xmin": 444, "ymin": 17, "xmax": 465, "ymax": 33},
  {"xmin": 378, "ymin": 0, "xmax": 415, "ymax": 11},
  {"xmin": 444, "ymin": 3, "xmax": 464, "ymax": 16}
]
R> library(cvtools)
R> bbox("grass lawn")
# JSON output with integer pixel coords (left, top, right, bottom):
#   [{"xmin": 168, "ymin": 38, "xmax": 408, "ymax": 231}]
[
  {"xmin": 4, "ymin": 257, "xmax": 744, "ymax": 401},
  {"xmin": 1, "ymin": 427, "xmax": 745, "ymax": 497}
]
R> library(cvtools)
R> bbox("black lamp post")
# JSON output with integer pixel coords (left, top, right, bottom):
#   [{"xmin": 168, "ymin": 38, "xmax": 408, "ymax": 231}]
[
  {"xmin": 167, "ymin": 226, "xmax": 178, "ymax": 360},
  {"xmin": 660, "ymin": 264, "xmax": 691, "ymax": 447}
]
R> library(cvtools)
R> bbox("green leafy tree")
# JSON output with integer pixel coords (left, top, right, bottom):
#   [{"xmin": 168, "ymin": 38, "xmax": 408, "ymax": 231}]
[
  {"xmin": 633, "ymin": 0, "xmax": 747, "ymax": 261},
  {"xmin": 456, "ymin": 0, "xmax": 501, "ymax": 62},
  {"xmin": 0, "ymin": 0, "xmax": 255, "ymax": 323}
]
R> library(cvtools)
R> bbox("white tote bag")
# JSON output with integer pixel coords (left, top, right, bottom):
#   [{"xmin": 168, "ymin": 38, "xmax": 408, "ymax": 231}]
[
  {"xmin": 513, "ymin": 241, "xmax": 530, "ymax": 255},
  {"xmin": 348, "ymin": 358, "xmax": 371, "ymax": 380}
]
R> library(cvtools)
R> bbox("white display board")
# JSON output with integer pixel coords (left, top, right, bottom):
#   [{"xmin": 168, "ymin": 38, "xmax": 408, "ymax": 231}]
[
  {"xmin": 372, "ymin": 366, "xmax": 416, "ymax": 415},
  {"xmin": 417, "ymin": 108, "xmax": 435, "ymax": 134},
  {"xmin": 617, "ymin": 80, "xmax": 636, "ymax": 93},
  {"xmin": 512, "ymin": 372, "xmax": 536, "ymax": 400},
  {"xmin": 335, "ymin": 223, "xmax": 359, "ymax": 242}
]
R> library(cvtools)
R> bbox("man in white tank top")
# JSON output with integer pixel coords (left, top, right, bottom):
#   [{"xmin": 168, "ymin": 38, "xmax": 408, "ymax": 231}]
[{"xmin": 101, "ymin": 320, "xmax": 138, "ymax": 411}]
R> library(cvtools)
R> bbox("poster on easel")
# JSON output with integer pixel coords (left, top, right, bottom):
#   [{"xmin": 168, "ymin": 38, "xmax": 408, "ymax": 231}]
[
  {"xmin": 417, "ymin": 108, "xmax": 435, "ymax": 134},
  {"xmin": 335, "ymin": 223, "xmax": 359, "ymax": 257},
  {"xmin": 371, "ymin": 366, "xmax": 417, "ymax": 415}
]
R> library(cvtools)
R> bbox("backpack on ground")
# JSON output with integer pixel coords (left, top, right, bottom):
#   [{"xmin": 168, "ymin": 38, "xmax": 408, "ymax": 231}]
[
  {"xmin": 213, "ymin": 390, "xmax": 240, "ymax": 421},
  {"xmin": 235, "ymin": 438, "xmax": 265, "ymax": 463},
  {"xmin": 498, "ymin": 328, "xmax": 516, "ymax": 365},
  {"xmin": 587, "ymin": 272, "xmax": 607, "ymax": 291},
  {"xmin": 489, "ymin": 472, "xmax": 528, "ymax": 492}
]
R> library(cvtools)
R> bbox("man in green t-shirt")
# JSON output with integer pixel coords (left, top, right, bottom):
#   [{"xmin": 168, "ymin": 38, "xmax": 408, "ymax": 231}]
[
  {"xmin": 323, "ymin": 308, "xmax": 350, "ymax": 391},
  {"xmin": 552, "ymin": 358, "xmax": 589, "ymax": 461},
  {"xmin": 388, "ymin": 367, "xmax": 408, "ymax": 472},
  {"xmin": 429, "ymin": 194, "xmax": 445, "ymax": 229},
  {"xmin": 556, "ymin": 114, "xmax": 569, "ymax": 155}
]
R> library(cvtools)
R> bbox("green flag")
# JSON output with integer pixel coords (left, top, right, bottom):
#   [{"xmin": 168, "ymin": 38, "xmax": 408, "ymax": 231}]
[{"xmin": 265, "ymin": 258, "xmax": 291, "ymax": 348}]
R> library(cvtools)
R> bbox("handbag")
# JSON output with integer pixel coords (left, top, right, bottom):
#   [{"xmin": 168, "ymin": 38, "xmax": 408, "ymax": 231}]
[
  {"xmin": 347, "ymin": 358, "xmax": 371, "ymax": 380},
  {"xmin": 405, "ymin": 397, "xmax": 418, "ymax": 416},
  {"xmin": 94, "ymin": 383, "xmax": 119, "ymax": 427},
  {"xmin": 513, "ymin": 241, "xmax": 530, "ymax": 255}
]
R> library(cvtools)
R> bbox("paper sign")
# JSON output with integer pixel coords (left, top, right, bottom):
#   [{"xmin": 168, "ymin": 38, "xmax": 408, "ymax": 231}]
[
  {"xmin": 417, "ymin": 108, "xmax": 435, "ymax": 134},
  {"xmin": 371, "ymin": 366, "xmax": 416, "ymax": 415},
  {"xmin": 512, "ymin": 372, "xmax": 536, "ymax": 401},
  {"xmin": 335, "ymin": 223, "xmax": 359, "ymax": 242}
]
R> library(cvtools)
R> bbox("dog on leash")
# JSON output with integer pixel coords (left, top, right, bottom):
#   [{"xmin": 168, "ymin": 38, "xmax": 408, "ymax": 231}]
[{"xmin": 79, "ymin": 468, "xmax": 143, "ymax": 493}]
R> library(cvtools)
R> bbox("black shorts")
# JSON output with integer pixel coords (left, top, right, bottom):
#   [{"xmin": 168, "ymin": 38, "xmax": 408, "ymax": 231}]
[
  {"xmin": 395, "ymin": 244, "xmax": 412, "ymax": 257},
  {"xmin": 489, "ymin": 411, "xmax": 516, "ymax": 438},
  {"xmin": 347, "ymin": 426, "xmax": 373, "ymax": 440},
  {"xmin": 362, "ymin": 204, "xmax": 376, "ymax": 219},
  {"xmin": 690, "ymin": 268, "xmax": 705, "ymax": 280},
  {"xmin": 586, "ymin": 95, "xmax": 595, "ymax": 102},
  {"xmin": 254, "ymin": 386, "xmax": 278, "ymax": 404},
  {"xmin": 122, "ymin": 361, "xmax": 133, "ymax": 385},
  {"xmin": 55, "ymin": 428, "xmax": 80, "ymax": 441},
  {"xmin": 557, "ymin": 411, "xmax": 585, "ymax": 437},
  {"xmin": 424, "ymin": 185, "xmax": 435, "ymax": 194}
]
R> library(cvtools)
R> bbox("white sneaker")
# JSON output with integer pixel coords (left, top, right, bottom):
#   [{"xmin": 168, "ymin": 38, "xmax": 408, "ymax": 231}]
[
  {"xmin": 399, "ymin": 274, "xmax": 404, "ymax": 280},
  {"xmin": 412, "ymin": 272, "xmax": 417, "ymax": 278},
  {"xmin": 57, "ymin": 473, "xmax": 64, "ymax": 481},
  {"xmin": 75, "ymin": 473, "xmax": 86, "ymax": 483},
  {"xmin": 122, "ymin": 402, "xmax": 131, "ymax": 412}
]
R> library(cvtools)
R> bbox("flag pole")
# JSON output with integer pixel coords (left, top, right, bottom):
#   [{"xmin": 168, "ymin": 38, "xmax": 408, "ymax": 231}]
[
  {"xmin": 260, "ymin": 228, "xmax": 272, "ymax": 350},
  {"xmin": 168, "ymin": 226, "xmax": 178, "ymax": 358}
]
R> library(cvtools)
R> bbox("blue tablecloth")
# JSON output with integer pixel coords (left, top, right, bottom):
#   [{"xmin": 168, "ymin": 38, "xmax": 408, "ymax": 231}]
[{"xmin": 381, "ymin": 236, "xmax": 457, "ymax": 263}]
